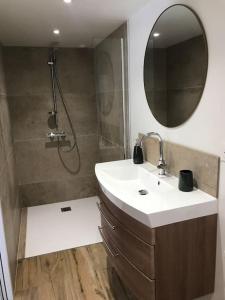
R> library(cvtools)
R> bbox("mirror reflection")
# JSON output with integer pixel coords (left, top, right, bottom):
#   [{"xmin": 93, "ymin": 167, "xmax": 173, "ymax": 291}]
[{"xmin": 144, "ymin": 5, "xmax": 208, "ymax": 127}]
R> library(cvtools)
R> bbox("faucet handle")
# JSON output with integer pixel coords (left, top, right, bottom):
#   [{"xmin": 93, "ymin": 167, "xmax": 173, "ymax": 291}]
[
  {"xmin": 157, "ymin": 163, "xmax": 166, "ymax": 169},
  {"xmin": 157, "ymin": 160, "xmax": 167, "ymax": 176}
]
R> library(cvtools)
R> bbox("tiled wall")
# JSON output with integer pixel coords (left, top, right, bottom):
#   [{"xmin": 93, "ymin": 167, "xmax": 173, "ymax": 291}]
[
  {"xmin": 3, "ymin": 47, "xmax": 99, "ymax": 207},
  {"xmin": 0, "ymin": 46, "xmax": 20, "ymax": 286},
  {"xmin": 167, "ymin": 35, "xmax": 207, "ymax": 127},
  {"xmin": 145, "ymin": 35, "xmax": 207, "ymax": 127},
  {"xmin": 142, "ymin": 136, "xmax": 219, "ymax": 197},
  {"xmin": 95, "ymin": 24, "xmax": 129, "ymax": 162}
]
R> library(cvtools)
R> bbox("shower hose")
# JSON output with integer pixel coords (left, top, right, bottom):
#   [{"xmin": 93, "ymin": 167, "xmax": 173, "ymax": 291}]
[{"xmin": 49, "ymin": 52, "xmax": 81, "ymax": 175}]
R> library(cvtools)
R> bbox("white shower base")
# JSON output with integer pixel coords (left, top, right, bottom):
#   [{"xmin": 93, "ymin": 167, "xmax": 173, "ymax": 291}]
[{"xmin": 25, "ymin": 196, "xmax": 102, "ymax": 258}]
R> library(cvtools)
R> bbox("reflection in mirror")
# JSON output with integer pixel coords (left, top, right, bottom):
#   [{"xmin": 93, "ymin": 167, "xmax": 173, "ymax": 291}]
[{"xmin": 144, "ymin": 5, "xmax": 208, "ymax": 127}]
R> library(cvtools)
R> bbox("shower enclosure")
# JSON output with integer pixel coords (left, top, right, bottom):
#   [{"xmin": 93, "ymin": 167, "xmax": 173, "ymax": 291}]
[
  {"xmin": 95, "ymin": 24, "xmax": 130, "ymax": 163},
  {"xmin": 0, "ymin": 22, "xmax": 129, "ymax": 299},
  {"xmin": 3, "ymin": 23, "xmax": 129, "ymax": 207}
]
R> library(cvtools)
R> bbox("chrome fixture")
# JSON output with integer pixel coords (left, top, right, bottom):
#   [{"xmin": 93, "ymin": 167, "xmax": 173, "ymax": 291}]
[
  {"xmin": 147, "ymin": 132, "xmax": 166, "ymax": 176},
  {"xmin": 47, "ymin": 48, "xmax": 81, "ymax": 174},
  {"xmin": 47, "ymin": 131, "xmax": 66, "ymax": 141},
  {"xmin": 138, "ymin": 189, "xmax": 148, "ymax": 195}
]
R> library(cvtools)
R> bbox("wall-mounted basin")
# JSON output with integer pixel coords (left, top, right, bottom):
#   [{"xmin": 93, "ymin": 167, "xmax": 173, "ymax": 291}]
[{"xmin": 95, "ymin": 159, "xmax": 217, "ymax": 228}]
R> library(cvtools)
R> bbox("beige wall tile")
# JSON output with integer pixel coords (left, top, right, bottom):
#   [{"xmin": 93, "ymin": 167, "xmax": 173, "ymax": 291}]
[{"xmin": 142, "ymin": 136, "xmax": 219, "ymax": 197}]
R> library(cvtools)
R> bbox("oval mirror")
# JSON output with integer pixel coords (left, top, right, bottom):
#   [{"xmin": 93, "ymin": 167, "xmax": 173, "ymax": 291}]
[{"xmin": 144, "ymin": 5, "xmax": 208, "ymax": 127}]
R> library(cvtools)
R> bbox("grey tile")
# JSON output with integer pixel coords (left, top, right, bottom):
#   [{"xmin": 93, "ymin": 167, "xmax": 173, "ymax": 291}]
[
  {"xmin": 99, "ymin": 146, "xmax": 124, "ymax": 162},
  {"xmin": 0, "ymin": 95, "xmax": 13, "ymax": 154},
  {"xmin": 0, "ymin": 121, "xmax": 7, "ymax": 175},
  {"xmin": 64, "ymin": 175, "xmax": 97, "ymax": 201},
  {"xmin": 8, "ymin": 94, "xmax": 52, "ymax": 141},
  {"xmin": 167, "ymin": 88, "xmax": 202, "ymax": 127},
  {"xmin": 15, "ymin": 134, "xmax": 99, "ymax": 185},
  {"xmin": 0, "ymin": 152, "xmax": 20, "ymax": 285},
  {"xmin": 0, "ymin": 47, "xmax": 6, "ymax": 96},
  {"xmin": 3, "ymin": 47, "xmax": 51, "ymax": 96},
  {"xmin": 167, "ymin": 35, "xmax": 207, "ymax": 89},
  {"xmin": 19, "ymin": 180, "xmax": 66, "ymax": 207},
  {"xmin": 0, "ymin": 47, "xmax": 22, "ymax": 286},
  {"xmin": 100, "ymin": 121, "xmax": 123, "ymax": 146},
  {"xmin": 56, "ymin": 48, "xmax": 95, "ymax": 95},
  {"xmin": 8, "ymin": 93, "xmax": 98, "ymax": 141},
  {"xmin": 20, "ymin": 175, "xmax": 97, "ymax": 207},
  {"xmin": 57, "ymin": 94, "xmax": 98, "ymax": 136}
]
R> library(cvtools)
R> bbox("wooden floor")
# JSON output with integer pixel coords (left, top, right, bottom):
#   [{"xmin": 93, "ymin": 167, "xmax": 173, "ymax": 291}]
[{"xmin": 14, "ymin": 243, "xmax": 116, "ymax": 300}]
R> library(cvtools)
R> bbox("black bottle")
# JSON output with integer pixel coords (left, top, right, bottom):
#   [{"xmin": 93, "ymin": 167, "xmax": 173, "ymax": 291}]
[{"xmin": 133, "ymin": 140, "xmax": 144, "ymax": 164}]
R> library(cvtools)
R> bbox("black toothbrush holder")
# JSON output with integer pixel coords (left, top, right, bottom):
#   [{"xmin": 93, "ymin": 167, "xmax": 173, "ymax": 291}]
[{"xmin": 179, "ymin": 170, "xmax": 194, "ymax": 192}]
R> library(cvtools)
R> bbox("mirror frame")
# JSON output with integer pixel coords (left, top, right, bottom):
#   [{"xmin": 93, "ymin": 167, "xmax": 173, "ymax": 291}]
[{"xmin": 143, "ymin": 4, "xmax": 209, "ymax": 128}]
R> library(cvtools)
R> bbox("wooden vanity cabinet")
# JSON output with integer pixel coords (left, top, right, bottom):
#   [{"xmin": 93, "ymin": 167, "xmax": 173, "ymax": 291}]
[{"xmin": 98, "ymin": 189, "xmax": 217, "ymax": 300}]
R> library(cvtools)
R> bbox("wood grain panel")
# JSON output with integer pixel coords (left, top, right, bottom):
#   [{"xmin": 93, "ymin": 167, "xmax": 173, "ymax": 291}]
[
  {"xmin": 100, "ymin": 222, "xmax": 155, "ymax": 300},
  {"xmin": 14, "ymin": 243, "xmax": 116, "ymax": 300},
  {"xmin": 99, "ymin": 188, "xmax": 155, "ymax": 245},
  {"xmin": 155, "ymin": 214, "xmax": 217, "ymax": 300},
  {"xmin": 107, "ymin": 249, "xmax": 155, "ymax": 300},
  {"xmin": 100, "ymin": 201, "xmax": 155, "ymax": 279},
  {"xmin": 107, "ymin": 257, "xmax": 138, "ymax": 300}
]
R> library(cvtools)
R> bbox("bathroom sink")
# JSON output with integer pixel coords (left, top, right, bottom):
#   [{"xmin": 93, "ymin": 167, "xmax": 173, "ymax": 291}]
[{"xmin": 95, "ymin": 159, "xmax": 217, "ymax": 228}]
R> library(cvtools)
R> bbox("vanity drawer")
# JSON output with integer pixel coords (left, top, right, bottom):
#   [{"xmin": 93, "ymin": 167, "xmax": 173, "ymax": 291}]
[
  {"xmin": 99, "ymin": 226, "xmax": 155, "ymax": 300},
  {"xmin": 99, "ymin": 201, "xmax": 155, "ymax": 279},
  {"xmin": 99, "ymin": 188, "xmax": 155, "ymax": 245}
]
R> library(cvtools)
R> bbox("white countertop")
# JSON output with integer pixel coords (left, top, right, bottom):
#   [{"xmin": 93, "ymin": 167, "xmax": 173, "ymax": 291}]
[{"xmin": 95, "ymin": 159, "xmax": 217, "ymax": 228}]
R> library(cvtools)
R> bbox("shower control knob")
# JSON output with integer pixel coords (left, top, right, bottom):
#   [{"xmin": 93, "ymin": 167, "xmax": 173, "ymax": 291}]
[{"xmin": 47, "ymin": 131, "xmax": 66, "ymax": 140}]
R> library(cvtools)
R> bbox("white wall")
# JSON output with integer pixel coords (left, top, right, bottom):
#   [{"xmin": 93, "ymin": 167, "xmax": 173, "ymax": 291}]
[{"xmin": 128, "ymin": 0, "xmax": 225, "ymax": 299}]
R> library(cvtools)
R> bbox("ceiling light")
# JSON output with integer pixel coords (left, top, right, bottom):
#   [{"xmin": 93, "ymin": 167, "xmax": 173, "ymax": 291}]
[
  {"xmin": 64, "ymin": 0, "xmax": 72, "ymax": 3},
  {"xmin": 153, "ymin": 32, "xmax": 160, "ymax": 37},
  {"xmin": 53, "ymin": 29, "xmax": 60, "ymax": 35}
]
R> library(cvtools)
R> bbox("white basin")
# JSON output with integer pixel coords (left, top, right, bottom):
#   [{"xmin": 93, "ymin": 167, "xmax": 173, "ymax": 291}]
[{"xmin": 95, "ymin": 159, "xmax": 217, "ymax": 228}]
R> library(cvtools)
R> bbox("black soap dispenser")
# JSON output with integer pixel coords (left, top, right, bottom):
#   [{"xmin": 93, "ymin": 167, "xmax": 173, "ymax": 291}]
[{"xmin": 133, "ymin": 139, "xmax": 144, "ymax": 164}]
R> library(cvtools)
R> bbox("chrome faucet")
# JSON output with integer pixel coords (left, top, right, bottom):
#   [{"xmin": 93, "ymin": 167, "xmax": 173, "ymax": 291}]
[{"xmin": 146, "ymin": 132, "xmax": 167, "ymax": 176}]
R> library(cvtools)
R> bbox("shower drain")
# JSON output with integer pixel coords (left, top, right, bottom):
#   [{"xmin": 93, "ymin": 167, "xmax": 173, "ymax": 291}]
[
  {"xmin": 61, "ymin": 206, "xmax": 72, "ymax": 212},
  {"xmin": 138, "ymin": 189, "xmax": 148, "ymax": 195}
]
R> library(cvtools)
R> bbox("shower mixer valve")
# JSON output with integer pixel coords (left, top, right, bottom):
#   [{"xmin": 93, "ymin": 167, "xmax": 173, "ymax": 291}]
[{"xmin": 47, "ymin": 131, "xmax": 66, "ymax": 141}]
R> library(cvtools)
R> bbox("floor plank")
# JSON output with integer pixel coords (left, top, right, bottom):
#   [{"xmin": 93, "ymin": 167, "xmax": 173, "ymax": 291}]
[{"xmin": 14, "ymin": 243, "xmax": 115, "ymax": 300}]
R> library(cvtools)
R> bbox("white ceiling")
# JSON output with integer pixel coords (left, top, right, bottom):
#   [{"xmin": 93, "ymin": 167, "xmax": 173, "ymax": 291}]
[{"xmin": 0, "ymin": 0, "xmax": 150, "ymax": 48}]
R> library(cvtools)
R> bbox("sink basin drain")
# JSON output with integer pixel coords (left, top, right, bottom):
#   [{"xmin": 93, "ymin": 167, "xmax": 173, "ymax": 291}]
[{"xmin": 138, "ymin": 189, "xmax": 148, "ymax": 195}]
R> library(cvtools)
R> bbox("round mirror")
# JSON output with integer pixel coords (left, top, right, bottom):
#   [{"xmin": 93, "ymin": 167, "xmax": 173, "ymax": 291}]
[{"xmin": 144, "ymin": 5, "xmax": 208, "ymax": 127}]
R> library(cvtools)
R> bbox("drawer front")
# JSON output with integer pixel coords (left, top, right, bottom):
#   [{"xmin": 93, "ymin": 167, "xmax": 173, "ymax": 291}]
[
  {"xmin": 99, "ymin": 201, "xmax": 155, "ymax": 279},
  {"xmin": 99, "ymin": 226, "xmax": 155, "ymax": 300},
  {"xmin": 99, "ymin": 188, "xmax": 155, "ymax": 245}
]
